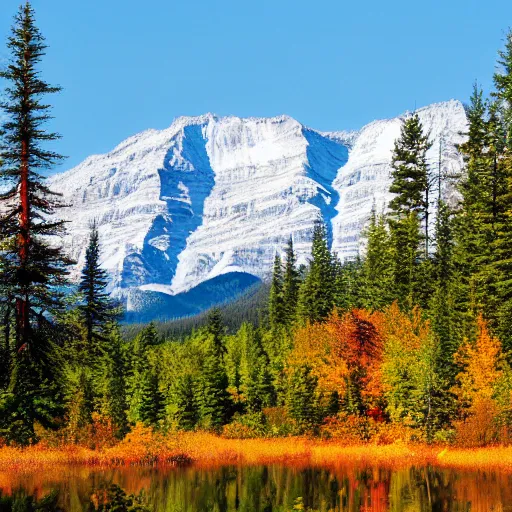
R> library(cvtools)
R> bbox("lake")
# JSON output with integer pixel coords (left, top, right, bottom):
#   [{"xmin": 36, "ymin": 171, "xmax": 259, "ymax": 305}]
[{"xmin": 1, "ymin": 464, "xmax": 512, "ymax": 511}]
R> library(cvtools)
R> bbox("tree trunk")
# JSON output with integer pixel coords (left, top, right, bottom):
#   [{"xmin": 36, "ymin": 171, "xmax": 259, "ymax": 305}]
[{"xmin": 17, "ymin": 138, "xmax": 30, "ymax": 348}]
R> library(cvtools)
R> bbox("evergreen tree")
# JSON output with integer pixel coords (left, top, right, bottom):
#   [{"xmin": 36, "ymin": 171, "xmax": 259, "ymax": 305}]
[
  {"xmin": 238, "ymin": 323, "xmax": 275, "ymax": 412},
  {"xmin": 389, "ymin": 113, "xmax": 432, "ymax": 221},
  {"xmin": 168, "ymin": 374, "xmax": 198, "ymax": 430},
  {"xmin": 205, "ymin": 307, "xmax": 225, "ymax": 354},
  {"xmin": 79, "ymin": 222, "xmax": 115, "ymax": 349},
  {"xmin": 333, "ymin": 256, "xmax": 362, "ymax": 311},
  {"xmin": 268, "ymin": 254, "xmax": 285, "ymax": 328},
  {"xmin": 0, "ymin": 3, "xmax": 70, "ymax": 349},
  {"xmin": 493, "ymin": 29, "xmax": 512, "ymax": 148},
  {"xmin": 387, "ymin": 115, "xmax": 432, "ymax": 309},
  {"xmin": 453, "ymin": 85, "xmax": 492, "ymax": 336},
  {"xmin": 281, "ymin": 237, "xmax": 301, "ymax": 325},
  {"xmin": 196, "ymin": 335, "xmax": 231, "ymax": 429},
  {"xmin": 138, "ymin": 370, "xmax": 164, "ymax": 426},
  {"xmin": 430, "ymin": 201, "xmax": 458, "ymax": 379},
  {"xmin": 359, "ymin": 210, "xmax": 394, "ymax": 309},
  {"xmin": 126, "ymin": 323, "xmax": 159, "ymax": 424},
  {"xmin": 298, "ymin": 220, "xmax": 335, "ymax": 323},
  {"xmin": 389, "ymin": 212, "xmax": 422, "ymax": 309},
  {"xmin": 286, "ymin": 365, "xmax": 318, "ymax": 430},
  {"xmin": 93, "ymin": 324, "xmax": 127, "ymax": 436}
]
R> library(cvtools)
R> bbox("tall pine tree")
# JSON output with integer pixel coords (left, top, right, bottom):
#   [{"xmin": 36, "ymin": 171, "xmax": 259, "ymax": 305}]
[
  {"xmin": 79, "ymin": 222, "xmax": 115, "ymax": 349},
  {"xmin": 298, "ymin": 220, "xmax": 335, "ymax": 323},
  {"xmin": 0, "ymin": 2, "xmax": 71, "ymax": 351},
  {"xmin": 281, "ymin": 237, "xmax": 301, "ymax": 326}
]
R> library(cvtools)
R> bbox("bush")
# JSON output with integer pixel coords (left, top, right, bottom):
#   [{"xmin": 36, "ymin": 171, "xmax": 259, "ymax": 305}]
[{"xmin": 222, "ymin": 412, "xmax": 268, "ymax": 439}]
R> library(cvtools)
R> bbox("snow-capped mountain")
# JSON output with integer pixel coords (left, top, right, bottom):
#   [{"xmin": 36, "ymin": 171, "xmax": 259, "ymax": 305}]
[{"xmin": 49, "ymin": 100, "xmax": 467, "ymax": 316}]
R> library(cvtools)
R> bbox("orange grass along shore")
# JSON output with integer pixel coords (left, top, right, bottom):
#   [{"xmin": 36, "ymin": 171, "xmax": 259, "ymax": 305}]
[{"xmin": 2, "ymin": 427, "xmax": 512, "ymax": 473}]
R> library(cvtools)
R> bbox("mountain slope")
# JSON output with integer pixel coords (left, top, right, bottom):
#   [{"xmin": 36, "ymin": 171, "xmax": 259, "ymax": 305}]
[{"xmin": 49, "ymin": 101, "xmax": 467, "ymax": 319}]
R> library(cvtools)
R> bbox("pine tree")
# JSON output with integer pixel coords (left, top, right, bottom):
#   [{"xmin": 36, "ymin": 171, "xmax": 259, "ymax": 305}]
[
  {"xmin": 93, "ymin": 323, "xmax": 127, "ymax": 436},
  {"xmin": 196, "ymin": 335, "xmax": 231, "ymax": 429},
  {"xmin": 268, "ymin": 254, "xmax": 285, "ymax": 328},
  {"xmin": 168, "ymin": 374, "xmax": 198, "ymax": 430},
  {"xmin": 79, "ymin": 222, "xmax": 115, "ymax": 349},
  {"xmin": 453, "ymin": 85, "xmax": 491, "ymax": 336},
  {"xmin": 281, "ymin": 237, "xmax": 301, "ymax": 325},
  {"xmin": 0, "ymin": 3, "xmax": 71, "ymax": 350},
  {"xmin": 389, "ymin": 113, "xmax": 432, "ymax": 233},
  {"xmin": 205, "ymin": 307, "xmax": 225, "ymax": 354},
  {"xmin": 298, "ymin": 220, "xmax": 335, "ymax": 323},
  {"xmin": 359, "ymin": 210, "xmax": 394, "ymax": 309},
  {"xmin": 286, "ymin": 365, "xmax": 318, "ymax": 430},
  {"xmin": 138, "ymin": 370, "xmax": 164, "ymax": 426},
  {"xmin": 387, "ymin": 115, "xmax": 432, "ymax": 309},
  {"xmin": 238, "ymin": 323, "xmax": 275, "ymax": 412},
  {"xmin": 333, "ymin": 256, "xmax": 362, "ymax": 311},
  {"xmin": 126, "ymin": 323, "xmax": 159, "ymax": 424},
  {"xmin": 430, "ymin": 201, "xmax": 458, "ymax": 379},
  {"xmin": 493, "ymin": 29, "xmax": 512, "ymax": 149},
  {"xmin": 389, "ymin": 212, "xmax": 422, "ymax": 309}
]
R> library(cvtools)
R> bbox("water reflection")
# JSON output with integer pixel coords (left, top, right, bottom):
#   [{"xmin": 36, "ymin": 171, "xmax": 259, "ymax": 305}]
[{"xmin": 1, "ymin": 465, "xmax": 512, "ymax": 512}]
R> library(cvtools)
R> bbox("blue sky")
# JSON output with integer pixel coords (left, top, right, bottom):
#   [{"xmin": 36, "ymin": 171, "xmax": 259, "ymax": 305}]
[{"xmin": 0, "ymin": 0, "xmax": 511, "ymax": 172}]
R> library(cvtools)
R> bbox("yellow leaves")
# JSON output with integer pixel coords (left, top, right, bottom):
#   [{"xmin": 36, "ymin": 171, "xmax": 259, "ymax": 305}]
[{"xmin": 453, "ymin": 315, "xmax": 503, "ymax": 405}]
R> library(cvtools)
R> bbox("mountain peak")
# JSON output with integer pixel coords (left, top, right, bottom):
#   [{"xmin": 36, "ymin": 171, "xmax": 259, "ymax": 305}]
[{"xmin": 49, "ymin": 101, "xmax": 467, "ymax": 320}]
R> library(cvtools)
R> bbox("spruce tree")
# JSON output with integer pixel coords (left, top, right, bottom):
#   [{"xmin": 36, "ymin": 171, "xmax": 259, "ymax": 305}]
[
  {"xmin": 169, "ymin": 374, "xmax": 198, "ymax": 430},
  {"xmin": 93, "ymin": 323, "xmax": 127, "ymax": 436},
  {"xmin": 298, "ymin": 220, "xmax": 335, "ymax": 323},
  {"xmin": 238, "ymin": 323, "xmax": 274, "ymax": 412},
  {"xmin": 388, "ymin": 114, "xmax": 432, "ymax": 309},
  {"xmin": 126, "ymin": 323, "xmax": 159, "ymax": 424},
  {"xmin": 0, "ymin": 4, "xmax": 70, "ymax": 444},
  {"xmin": 0, "ymin": 3, "xmax": 70, "ymax": 350},
  {"xmin": 359, "ymin": 210, "xmax": 394, "ymax": 309},
  {"xmin": 430, "ymin": 201, "xmax": 458, "ymax": 378},
  {"xmin": 493, "ymin": 29, "xmax": 512, "ymax": 148},
  {"xmin": 281, "ymin": 237, "xmax": 301, "ymax": 325},
  {"xmin": 205, "ymin": 307, "xmax": 225, "ymax": 354},
  {"xmin": 79, "ymin": 222, "xmax": 115, "ymax": 349},
  {"xmin": 268, "ymin": 254, "xmax": 285, "ymax": 328},
  {"xmin": 286, "ymin": 365, "xmax": 318, "ymax": 431},
  {"xmin": 389, "ymin": 113, "xmax": 432, "ymax": 218},
  {"xmin": 453, "ymin": 85, "xmax": 492, "ymax": 336},
  {"xmin": 196, "ymin": 335, "xmax": 231, "ymax": 429}
]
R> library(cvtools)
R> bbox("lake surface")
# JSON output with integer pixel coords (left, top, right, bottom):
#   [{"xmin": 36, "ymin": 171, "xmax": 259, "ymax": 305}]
[{"xmin": 1, "ymin": 464, "xmax": 512, "ymax": 511}]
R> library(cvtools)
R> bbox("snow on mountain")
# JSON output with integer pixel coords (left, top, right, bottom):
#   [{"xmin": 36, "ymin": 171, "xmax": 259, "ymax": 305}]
[
  {"xmin": 49, "ymin": 113, "xmax": 348, "ymax": 302},
  {"xmin": 331, "ymin": 100, "xmax": 467, "ymax": 260},
  {"xmin": 49, "ymin": 100, "xmax": 467, "ymax": 312}
]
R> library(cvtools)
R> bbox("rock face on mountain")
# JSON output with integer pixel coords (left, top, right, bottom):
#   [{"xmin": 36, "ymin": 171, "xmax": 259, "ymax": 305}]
[{"xmin": 49, "ymin": 100, "xmax": 467, "ymax": 315}]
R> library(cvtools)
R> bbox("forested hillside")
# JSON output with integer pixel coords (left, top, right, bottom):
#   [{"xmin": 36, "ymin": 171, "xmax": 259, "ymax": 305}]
[{"xmin": 1, "ymin": 3, "xmax": 512, "ymax": 449}]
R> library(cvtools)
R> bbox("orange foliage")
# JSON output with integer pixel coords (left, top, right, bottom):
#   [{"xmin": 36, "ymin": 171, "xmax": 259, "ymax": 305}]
[
  {"xmin": 381, "ymin": 303, "xmax": 430, "ymax": 351},
  {"xmin": 452, "ymin": 315, "xmax": 506, "ymax": 446},
  {"xmin": 4, "ymin": 432, "xmax": 512, "ymax": 475},
  {"xmin": 289, "ymin": 309, "xmax": 385, "ymax": 411}
]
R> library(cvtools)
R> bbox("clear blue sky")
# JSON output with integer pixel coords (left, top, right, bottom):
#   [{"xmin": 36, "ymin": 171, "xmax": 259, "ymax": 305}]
[{"xmin": 1, "ymin": 0, "xmax": 511, "ymax": 172}]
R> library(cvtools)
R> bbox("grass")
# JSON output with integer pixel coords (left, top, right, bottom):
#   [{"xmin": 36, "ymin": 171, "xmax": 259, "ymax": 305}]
[{"xmin": 2, "ymin": 426, "xmax": 512, "ymax": 473}]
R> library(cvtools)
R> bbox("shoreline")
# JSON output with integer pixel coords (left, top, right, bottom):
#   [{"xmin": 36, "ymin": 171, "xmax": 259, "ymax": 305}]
[{"xmin": 2, "ymin": 431, "xmax": 512, "ymax": 473}]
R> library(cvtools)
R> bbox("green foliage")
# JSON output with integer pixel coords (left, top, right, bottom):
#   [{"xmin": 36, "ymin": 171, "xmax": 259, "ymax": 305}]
[
  {"xmin": 282, "ymin": 237, "xmax": 301, "ymax": 324},
  {"xmin": 79, "ymin": 222, "xmax": 117, "ymax": 349},
  {"xmin": 389, "ymin": 113, "xmax": 432, "ymax": 216},
  {"xmin": 298, "ymin": 220, "xmax": 335, "ymax": 323},
  {"xmin": 195, "ymin": 334, "xmax": 231, "ymax": 430},
  {"xmin": 286, "ymin": 365, "xmax": 319, "ymax": 431},
  {"xmin": 359, "ymin": 211, "xmax": 394, "ymax": 309},
  {"xmin": 268, "ymin": 254, "xmax": 285, "ymax": 329}
]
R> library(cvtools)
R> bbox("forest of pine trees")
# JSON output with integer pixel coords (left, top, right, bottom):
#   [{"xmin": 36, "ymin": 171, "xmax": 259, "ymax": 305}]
[{"xmin": 2, "ymin": 3, "xmax": 512, "ymax": 448}]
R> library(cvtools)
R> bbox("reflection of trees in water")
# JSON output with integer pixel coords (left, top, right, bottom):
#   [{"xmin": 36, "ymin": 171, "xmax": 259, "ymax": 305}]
[
  {"xmin": 2, "ymin": 466, "xmax": 512, "ymax": 511},
  {"xmin": 0, "ymin": 490, "xmax": 63, "ymax": 512}
]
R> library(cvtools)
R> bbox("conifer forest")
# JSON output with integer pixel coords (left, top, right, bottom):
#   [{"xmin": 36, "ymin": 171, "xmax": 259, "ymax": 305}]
[{"xmin": 3, "ymin": 2, "xmax": 512, "ymax": 459}]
